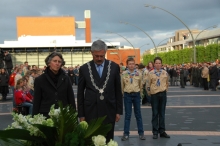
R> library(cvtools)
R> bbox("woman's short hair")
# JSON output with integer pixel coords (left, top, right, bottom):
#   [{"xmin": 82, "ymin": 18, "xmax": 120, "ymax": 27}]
[{"xmin": 45, "ymin": 52, "xmax": 65, "ymax": 66}]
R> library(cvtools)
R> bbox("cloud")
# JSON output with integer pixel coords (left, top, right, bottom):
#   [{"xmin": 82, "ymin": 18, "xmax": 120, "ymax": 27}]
[
  {"xmin": 39, "ymin": 6, "xmax": 59, "ymax": 16},
  {"xmin": 0, "ymin": 0, "xmax": 219, "ymax": 53}
]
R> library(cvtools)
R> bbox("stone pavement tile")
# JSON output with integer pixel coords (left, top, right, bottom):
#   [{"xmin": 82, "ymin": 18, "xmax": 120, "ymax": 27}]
[{"xmin": 114, "ymin": 135, "xmax": 220, "ymax": 146}]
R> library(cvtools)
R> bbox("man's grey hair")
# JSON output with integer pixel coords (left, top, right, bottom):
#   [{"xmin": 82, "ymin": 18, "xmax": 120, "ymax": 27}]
[
  {"xmin": 45, "ymin": 52, "xmax": 65, "ymax": 66},
  {"xmin": 91, "ymin": 40, "xmax": 107, "ymax": 52}
]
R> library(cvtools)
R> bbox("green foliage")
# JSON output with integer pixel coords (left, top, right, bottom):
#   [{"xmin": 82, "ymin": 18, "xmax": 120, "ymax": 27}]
[
  {"xmin": 84, "ymin": 116, "xmax": 112, "ymax": 146},
  {"xmin": 143, "ymin": 44, "xmax": 218, "ymax": 65}
]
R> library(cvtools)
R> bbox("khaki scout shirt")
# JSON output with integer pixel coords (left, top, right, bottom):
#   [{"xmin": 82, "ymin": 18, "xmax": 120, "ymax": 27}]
[
  {"xmin": 146, "ymin": 69, "xmax": 169, "ymax": 95},
  {"xmin": 121, "ymin": 70, "xmax": 142, "ymax": 94},
  {"xmin": 201, "ymin": 66, "xmax": 209, "ymax": 78}
]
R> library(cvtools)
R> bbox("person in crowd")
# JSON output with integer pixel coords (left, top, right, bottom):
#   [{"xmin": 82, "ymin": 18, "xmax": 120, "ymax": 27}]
[
  {"xmin": 180, "ymin": 66, "xmax": 185, "ymax": 88},
  {"xmin": 0, "ymin": 68, "xmax": 9, "ymax": 101},
  {"xmin": 121, "ymin": 58, "xmax": 145, "ymax": 141},
  {"xmin": 14, "ymin": 68, "xmax": 23, "ymax": 87},
  {"xmin": 171, "ymin": 65, "xmax": 178, "ymax": 86},
  {"xmin": 138, "ymin": 63, "xmax": 147, "ymax": 105},
  {"xmin": 9, "ymin": 67, "xmax": 18, "ymax": 107},
  {"xmin": 119, "ymin": 63, "xmax": 126, "ymax": 74},
  {"xmin": 22, "ymin": 77, "xmax": 34, "ymax": 101},
  {"xmin": 209, "ymin": 62, "xmax": 218, "ymax": 91},
  {"xmin": 145, "ymin": 61, "xmax": 154, "ymax": 105},
  {"xmin": 33, "ymin": 52, "xmax": 76, "ymax": 118},
  {"xmin": 183, "ymin": 65, "xmax": 189, "ymax": 86},
  {"xmin": 23, "ymin": 61, "xmax": 29, "ymax": 76},
  {"xmin": 15, "ymin": 79, "xmax": 33, "ymax": 115},
  {"xmin": 32, "ymin": 65, "xmax": 37, "ymax": 70},
  {"xmin": 68, "ymin": 67, "xmax": 75, "ymax": 85},
  {"xmin": 188, "ymin": 64, "xmax": 192, "ymax": 85},
  {"xmin": 146, "ymin": 57, "xmax": 170, "ymax": 139},
  {"xmin": 27, "ymin": 65, "xmax": 32, "ymax": 71},
  {"xmin": 28, "ymin": 70, "xmax": 37, "ymax": 97},
  {"xmin": 74, "ymin": 66, "xmax": 79, "ymax": 85},
  {"xmin": 194, "ymin": 65, "xmax": 200, "ymax": 87},
  {"xmin": 77, "ymin": 40, "xmax": 123, "ymax": 143},
  {"xmin": 201, "ymin": 63, "xmax": 209, "ymax": 90},
  {"xmin": 4, "ymin": 51, "xmax": 13, "ymax": 75},
  {"xmin": 135, "ymin": 64, "xmax": 139, "ymax": 70},
  {"xmin": 198, "ymin": 64, "xmax": 203, "ymax": 88},
  {"xmin": 147, "ymin": 61, "xmax": 154, "ymax": 72}
]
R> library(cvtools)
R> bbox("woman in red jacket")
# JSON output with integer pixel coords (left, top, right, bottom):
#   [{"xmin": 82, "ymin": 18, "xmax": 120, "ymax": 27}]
[
  {"xmin": 9, "ymin": 67, "xmax": 18, "ymax": 108},
  {"xmin": 15, "ymin": 79, "xmax": 33, "ymax": 115}
]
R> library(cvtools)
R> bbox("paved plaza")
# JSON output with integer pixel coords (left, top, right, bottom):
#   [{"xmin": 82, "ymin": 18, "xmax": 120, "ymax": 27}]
[{"xmin": 0, "ymin": 84, "xmax": 220, "ymax": 146}]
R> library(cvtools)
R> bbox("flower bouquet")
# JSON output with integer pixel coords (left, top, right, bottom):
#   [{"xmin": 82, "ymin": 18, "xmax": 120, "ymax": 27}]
[{"xmin": 0, "ymin": 102, "xmax": 118, "ymax": 146}]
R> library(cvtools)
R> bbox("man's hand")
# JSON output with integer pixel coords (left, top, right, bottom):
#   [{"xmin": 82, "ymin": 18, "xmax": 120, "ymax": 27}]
[
  {"xmin": 115, "ymin": 114, "xmax": 120, "ymax": 122},
  {"xmin": 79, "ymin": 117, "xmax": 85, "ymax": 122}
]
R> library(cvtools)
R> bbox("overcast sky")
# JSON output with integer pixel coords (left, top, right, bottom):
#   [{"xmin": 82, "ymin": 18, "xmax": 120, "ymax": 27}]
[{"xmin": 0, "ymin": 0, "xmax": 220, "ymax": 53}]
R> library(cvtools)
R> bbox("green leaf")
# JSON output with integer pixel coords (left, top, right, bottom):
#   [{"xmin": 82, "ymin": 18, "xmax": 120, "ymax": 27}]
[
  {"xmin": 55, "ymin": 102, "xmax": 79, "ymax": 144},
  {"xmin": 83, "ymin": 116, "xmax": 112, "ymax": 145},
  {"xmin": 33, "ymin": 124, "xmax": 57, "ymax": 146},
  {"xmin": 0, "ymin": 138, "xmax": 25, "ymax": 146},
  {"xmin": 0, "ymin": 129, "xmax": 45, "ymax": 143}
]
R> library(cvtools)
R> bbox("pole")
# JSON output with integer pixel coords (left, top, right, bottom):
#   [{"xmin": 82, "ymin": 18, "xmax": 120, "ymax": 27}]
[
  {"xmin": 145, "ymin": 4, "xmax": 196, "ymax": 63},
  {"xmin": 195, "ymin": 25, "xmax": 217, "ymax": 46},
  {"xmin": 218, "ymin": 38, "xmax": 220, "ymax": 60},
  {"xmin": 120, "ymin": 21, "xmax": 157, "ymax": 56},
  {"xmin": 106, "ymin": 31, "xmax": 137, "ymax": 63}
]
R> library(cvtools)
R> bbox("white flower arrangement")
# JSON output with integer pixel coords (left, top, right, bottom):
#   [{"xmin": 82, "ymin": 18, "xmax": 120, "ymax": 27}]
[
  {"xmin": 92, "ymin": 135, "xmax": 118, "ymax": 146},
  {"xmin": 6, "ymin": 112, "xmax": 54, "ymax": 137},
  {"xmin": 0, "ymin": 103, "xmax": 118, "ymax": 146}
]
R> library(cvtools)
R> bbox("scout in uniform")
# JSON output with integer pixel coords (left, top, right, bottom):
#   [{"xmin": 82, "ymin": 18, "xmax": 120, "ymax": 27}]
[
  {"xmin": 121, "ymin": 57, "xmax": 145, "ymax": 141},
  {"xmin": 146, "ymin": 57, "xmax": 170, "ymax": 139}
]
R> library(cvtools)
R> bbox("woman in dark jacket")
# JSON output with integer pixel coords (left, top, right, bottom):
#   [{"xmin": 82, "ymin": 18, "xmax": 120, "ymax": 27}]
[
  {"xmin": 0, "ymin": 68, "xmax": 9, "ymax": 101},
  {"xmin": 33, "ymin": 52, "xmax": 76, "ymax": 118}
]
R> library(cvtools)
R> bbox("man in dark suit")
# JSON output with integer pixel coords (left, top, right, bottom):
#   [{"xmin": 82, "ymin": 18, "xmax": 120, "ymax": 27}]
[
  {"xmin": 77, "ymin": 40, "xmax": 123, "ymax": 142},
  {"xmin": 209, "ymin": 62, "xmax": 218, "ymax": 91}
]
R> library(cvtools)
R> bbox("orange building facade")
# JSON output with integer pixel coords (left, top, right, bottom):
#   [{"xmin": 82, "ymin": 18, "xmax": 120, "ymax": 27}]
[
  {"xmin": 16, "ymin": 17, "xmax": 76, "ymax": 37},
  {"xmin": 106, "ymin": 48, "xmax": 140, "ymax": 65}
]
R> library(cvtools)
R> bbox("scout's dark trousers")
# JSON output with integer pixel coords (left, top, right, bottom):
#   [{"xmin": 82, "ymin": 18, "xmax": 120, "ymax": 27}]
[
  {"xmin": 151, "ymin": 91, "xmax": 167, "ymax": 135},
  {"xmin": 203, "ymin": 78, "xmax": 208, "ymax": 90}
]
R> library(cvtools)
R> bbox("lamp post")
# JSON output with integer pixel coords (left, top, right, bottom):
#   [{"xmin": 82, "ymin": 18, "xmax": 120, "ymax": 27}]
[
  {"xmin": 157, "ymin": 37, "xmax": 170, "ymax": 47},
  {"xmin": 195, "ymin": 25, "xmax": 217, "ymax": 46},
  {"xmin": 145, "ymin": 4, "xmax": 196, "ymax": 63},
  {"xmin": 139, "ymin": 43, "xmax": 149, "ymax": 49},
  {"xmin": 95, "ymin": 37, "xmax": 122, "ymax": 63},
  {"xmin": 120, "ymin": 21, "xmax": 158, "ymax": 56},
  {"xmin": 106, "ymin": 30, "xmax": 137, "ymax": 62},
  {"xmin": 218, "ymin": 38, "xmax": 220, "ymax": 60}
]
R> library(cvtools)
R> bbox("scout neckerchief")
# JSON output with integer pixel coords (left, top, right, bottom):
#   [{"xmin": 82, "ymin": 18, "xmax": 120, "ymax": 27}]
[
  {"xmin": 127, "ymin": 69, "xmax": 137, "ymax": 83},
  {"xmin": 154, "ymin": 68, "xmax": 162, "ymax": 86}
]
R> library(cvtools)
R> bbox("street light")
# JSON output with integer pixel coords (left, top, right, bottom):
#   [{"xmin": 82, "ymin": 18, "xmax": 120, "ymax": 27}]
[
  {"xmin": 145, "ymin": 4, "xmax": 196, "ymax": 63},
  {"xmin": 120, "ymin": 21, "xmax": 158, "ymax": 56},
  {"xmin": 218, "ymin": 38, "xmax": 220, "ymax": 60},
  {"xmin": 139, "ymin": 43, "xmax": 149, "ymax": 49},
  {"xmin": 157, "ymin": 37, "xmax": 170, "ymax": 47},
  {"xmin": 106, "ymin": 30, "xmax": 138, "ymax": 62},
  {"xmin": 95, "ymin": 37, "xmax": 122, "ymax": 63},
  {"xmin": 195, "ymin": 25, "xmax": 217, "ymax": 46}
]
